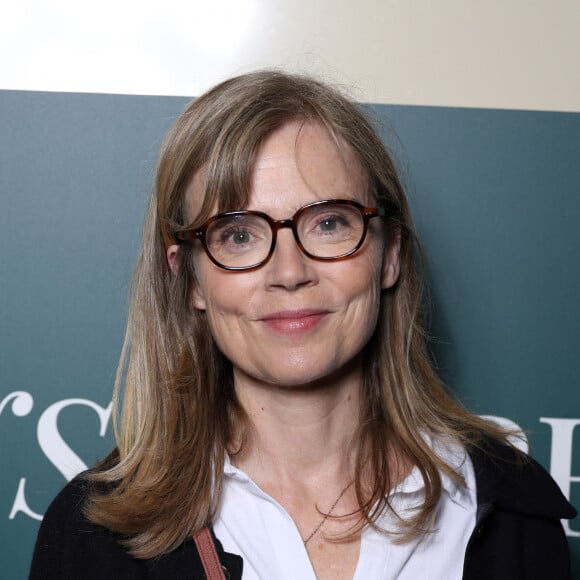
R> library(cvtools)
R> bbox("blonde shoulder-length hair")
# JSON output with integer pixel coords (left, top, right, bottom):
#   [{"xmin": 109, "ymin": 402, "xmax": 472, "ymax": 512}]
[{"xmin": 85, "ymin": 70, "xmax": 510, "ymax": 558}]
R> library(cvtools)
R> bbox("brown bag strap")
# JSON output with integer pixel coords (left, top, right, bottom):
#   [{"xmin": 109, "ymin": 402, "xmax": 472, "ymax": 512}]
[{"xmin": 193, "ymin": 527, "xmax": 226, "ymax": 580}]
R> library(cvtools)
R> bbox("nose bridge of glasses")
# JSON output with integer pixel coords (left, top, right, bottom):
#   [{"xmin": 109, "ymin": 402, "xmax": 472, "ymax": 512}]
[
  {"xmin": 271, "ymin": 217, "xmax": 296, "ymax": 232},
  {"xmin": 269, "ymin": 216, "xmax": 307, "ymax": 254}
]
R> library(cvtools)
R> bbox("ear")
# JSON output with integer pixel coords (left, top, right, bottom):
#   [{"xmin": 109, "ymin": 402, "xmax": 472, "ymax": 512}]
[
  {"xmin": 166, "ymin": 244, "xmax": 207, "ymax": 311},
  {"xmin": 166, "ymin": 244, "xmax": 180, "ymax": 274},
  {"xmin": 381, "ymin": 227, "xmax": 401, "ymax": 290}
]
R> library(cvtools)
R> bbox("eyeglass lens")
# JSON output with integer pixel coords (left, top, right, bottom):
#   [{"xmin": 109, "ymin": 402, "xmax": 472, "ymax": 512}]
[{"xmin": 205, "ymin": 202, "xmax": 366, "ymax": 269}]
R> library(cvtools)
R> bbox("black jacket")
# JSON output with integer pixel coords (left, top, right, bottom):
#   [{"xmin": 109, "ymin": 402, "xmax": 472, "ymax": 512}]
[
  {"xmin": 463, "ymin": 440, "xmax": 576, "ymax": 579},
  {"xmin": 30, "ymin": 440, "xmax": 577, "ymax": 579}
]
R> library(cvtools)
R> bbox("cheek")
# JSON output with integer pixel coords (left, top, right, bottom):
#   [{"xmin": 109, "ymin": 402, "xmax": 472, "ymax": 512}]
[
  {"xmin": 198, "ymin": 292, "xmax": 244, "ymax": 361},
  {"xmin": 335, "ymin": 252, "xmax": 384, "ymax": 329},
  {"xmin": 200, "ymin": 286, "xmax": 243, "ymax": 325},
  {"xmin": 349, "ymin": 279, "xmax": 382, "ymax": 338},
  {"xmin": 193, "ymin": 268, "xmax": 256, "ymax": 344},
  {"xmin": 191, "ymin": 251, "xmax": 245, "ymax": 313},
  {"xmin": 350, "ymin": 243, "xmax": 385, "ymax": 299}
]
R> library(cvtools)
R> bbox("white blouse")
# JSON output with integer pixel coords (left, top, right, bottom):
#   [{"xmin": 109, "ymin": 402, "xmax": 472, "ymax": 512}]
[{"xmin": 213, "ymin": 438, "xmax": 476, "ymax": 579}]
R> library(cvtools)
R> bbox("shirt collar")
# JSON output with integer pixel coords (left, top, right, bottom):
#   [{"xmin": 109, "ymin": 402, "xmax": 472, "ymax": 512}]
[
  {"xmin": 223, "ymin": 454, "xmax": 248, "ymax": 481},
  {"xmin": 393, "ymin": 435, "xmax": 475, "ymax": 512}
]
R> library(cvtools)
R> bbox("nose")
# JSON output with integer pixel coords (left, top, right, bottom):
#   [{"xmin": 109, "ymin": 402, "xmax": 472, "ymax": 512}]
[{"xmin": 264, "ymin": 227, "xmax": 316, "ymax": 291}]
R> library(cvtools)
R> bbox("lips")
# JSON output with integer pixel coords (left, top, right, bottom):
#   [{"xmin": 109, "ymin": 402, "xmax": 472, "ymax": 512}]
[{"xmin": 260, "ymin": 309, "xmax": 330, "ymax": 334}]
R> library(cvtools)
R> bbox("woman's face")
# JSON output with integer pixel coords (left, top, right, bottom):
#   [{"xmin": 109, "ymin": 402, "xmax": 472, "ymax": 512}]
[{"xmin": 182, "ymin": 120, "xmax": 399, "ymax": 390}]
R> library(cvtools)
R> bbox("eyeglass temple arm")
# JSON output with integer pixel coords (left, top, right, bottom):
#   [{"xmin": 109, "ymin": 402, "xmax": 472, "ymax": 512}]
[{"xmin": 175, "ymin": 229, "xmax": 205, "ymax": 242}]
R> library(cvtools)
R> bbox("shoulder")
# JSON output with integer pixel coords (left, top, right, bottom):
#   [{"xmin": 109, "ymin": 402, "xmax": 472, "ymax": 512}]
[
  {"xmin": 38, "ymin": 474, "xmax": 91, "ymax": 527},
  {"xmin": 32, "ymin": 475, "xmax": 94, "ymax": 545},
  {"xmin": 34, "ymin": 474, "xmax": 119, "ymax": 541},
  {"xmin": 462, "ymin": 437, "xmax": 577, "ymax": 579},
  {"xmin": 30, "ymin": 476, "xmax": 243, "ymax": 580},
  {"xmin": 467, "ymin": 436, "xmax": 576, "ymax": 520},
  {"xmin": 30, "ymin": 475, "xmax": 146, "ymax": 579}
]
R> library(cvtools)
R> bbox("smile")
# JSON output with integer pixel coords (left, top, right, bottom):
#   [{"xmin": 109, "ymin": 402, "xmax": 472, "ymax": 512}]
[{"xmin": 260, "ymin": 309, "xmax": 330, "ymax": 334}]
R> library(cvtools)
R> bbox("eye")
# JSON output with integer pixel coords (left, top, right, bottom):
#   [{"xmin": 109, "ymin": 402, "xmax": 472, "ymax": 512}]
[
  {"xmin": 221, "ymin": 227, "xmax": 257, "ymax": 246},
  {"xmin": 305, "ymin": 211, "xmax": 353, "ymax": 238},
  {"xmin": 207, "ymin": 215, "xmax": 270, "ymax": 254},
  {"xmin": 315, "ymin": 214, "xmax": 349, "ymax": 232}
]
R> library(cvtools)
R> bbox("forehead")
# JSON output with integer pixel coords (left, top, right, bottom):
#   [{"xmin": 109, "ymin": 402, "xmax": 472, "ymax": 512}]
[
  {"xmin": 184, "ymin": 120, "xmax": 368, "ymax": 221},
  {"xmin": 249, "ymin": 121, "xmax": 368, "ymax": 217}
]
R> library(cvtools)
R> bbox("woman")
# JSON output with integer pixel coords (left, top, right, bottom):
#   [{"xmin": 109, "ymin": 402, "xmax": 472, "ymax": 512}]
[{"xmin": 30, "ymin": 71, "xmax": 575, "ymax": 579}]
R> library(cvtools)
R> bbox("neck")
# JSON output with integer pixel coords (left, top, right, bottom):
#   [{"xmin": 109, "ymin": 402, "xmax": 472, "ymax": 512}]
[{"xmin": 230, "ymin": 362, "xmax": 362, "ymax": 486}]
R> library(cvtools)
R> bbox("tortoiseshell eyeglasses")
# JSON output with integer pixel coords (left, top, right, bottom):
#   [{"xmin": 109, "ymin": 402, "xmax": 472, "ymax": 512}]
[{"xmin": 175, "ymin": 199, "xmax": 386, "ymax": 272}]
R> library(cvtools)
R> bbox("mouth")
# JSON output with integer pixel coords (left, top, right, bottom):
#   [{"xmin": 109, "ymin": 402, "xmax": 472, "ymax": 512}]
[{"xmin": 260, "ymin": 309, "xmax": 330, "ymax": 334}]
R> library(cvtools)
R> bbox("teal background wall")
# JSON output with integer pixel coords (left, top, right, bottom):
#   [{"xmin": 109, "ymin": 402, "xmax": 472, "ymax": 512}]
[{"xmin": 1, "ymin": 91, "xmax": 578, "ymax": 578}]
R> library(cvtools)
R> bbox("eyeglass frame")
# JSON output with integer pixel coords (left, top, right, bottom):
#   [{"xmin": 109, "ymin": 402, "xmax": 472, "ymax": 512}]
[{"xmin": 174, "ymin": 198, "xmax": 387, "ymax": 272}]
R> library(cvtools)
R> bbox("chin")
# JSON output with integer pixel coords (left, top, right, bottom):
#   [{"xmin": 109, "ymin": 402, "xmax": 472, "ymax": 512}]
[{"xmin": 249, "ymin": 354, "xmax": 362, "ymax": 391}]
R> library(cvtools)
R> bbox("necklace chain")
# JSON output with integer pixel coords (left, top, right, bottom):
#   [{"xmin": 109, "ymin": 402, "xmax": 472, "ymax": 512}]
[{"xmin": 303, "ymin": 482, "xmax": 352, "ymax": 545}]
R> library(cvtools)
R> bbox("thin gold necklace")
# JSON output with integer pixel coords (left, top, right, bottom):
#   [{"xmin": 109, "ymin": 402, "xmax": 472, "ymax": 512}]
[{"xmin": 303, "ymin": 482, "xmax": 352, "ymax": 545}]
